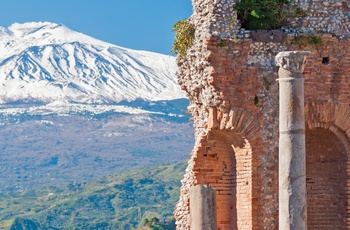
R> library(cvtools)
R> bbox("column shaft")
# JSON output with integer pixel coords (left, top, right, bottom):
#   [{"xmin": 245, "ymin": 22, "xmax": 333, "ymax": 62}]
[
  {"xmin": 190, "ymin": 185, "xmax": 217, "ymax": 230},
  {"xmin": 276, "ymin": 51, "xmax": 310, "ymax": 230}
]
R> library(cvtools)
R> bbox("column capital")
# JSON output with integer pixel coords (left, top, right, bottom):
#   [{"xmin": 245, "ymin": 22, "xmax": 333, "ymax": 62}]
[{"xmin": 275, "ymin": 51, "xmax": 311, "ymax": 73}]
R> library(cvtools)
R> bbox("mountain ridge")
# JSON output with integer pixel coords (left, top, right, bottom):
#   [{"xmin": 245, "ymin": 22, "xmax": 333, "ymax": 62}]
[{"xmin": 0, "ymin": 22, "xmax": 184, "ymax": 104}]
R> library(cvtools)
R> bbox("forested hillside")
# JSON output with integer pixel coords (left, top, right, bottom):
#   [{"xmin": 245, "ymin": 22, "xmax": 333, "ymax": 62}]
[{"xmin": 0, "ymin": 161, "xmax": 187, "ymax": 230}]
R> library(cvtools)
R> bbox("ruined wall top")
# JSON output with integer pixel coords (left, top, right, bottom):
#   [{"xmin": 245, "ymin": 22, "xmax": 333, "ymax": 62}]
[
  {"xmin": 294, "ymin": 0, "xmax": 350, "ymax": 36},
  {"xmin": 191, "ymin": 0, "xmax": 239, "ymax": 38},
  {"xmin": 191, "ymin": 0, "xmax": 350, "ymax": 38}
]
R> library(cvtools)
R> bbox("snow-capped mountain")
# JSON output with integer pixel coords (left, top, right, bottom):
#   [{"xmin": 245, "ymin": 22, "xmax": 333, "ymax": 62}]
[
  {"xmin": 0, "ymin": 22, "xmax": 184, "ymax": 104},
  {"xmin": 0, "ymin": 22, "xmax": 194, "ymax": 194}
]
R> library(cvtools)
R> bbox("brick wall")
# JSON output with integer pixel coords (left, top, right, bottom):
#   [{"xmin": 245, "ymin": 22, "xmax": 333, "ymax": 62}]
[
  {"xmin": 175, "ymin": 34, "xmax": 350, "ymax": 229},
  {"xmin": 306, "ymin": 128, "xmax": 348, "ymax": 229},
  {"xmin": 174, "ymin": 1, "xmax": 350, "ymax": 229}
]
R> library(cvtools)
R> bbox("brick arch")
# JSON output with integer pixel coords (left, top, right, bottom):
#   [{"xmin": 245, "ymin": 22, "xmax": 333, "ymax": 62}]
[
  {"xmin": 208, "ymin": 107, "xmax": 260, "ymax": 139},
  {"xmin": 305, "ymin": 100, "xmax": 350, "ymax": 149},
  {"xmin": 192, "ymin": 107, "xmax": 261, "ymax": 229},
  {"xmin": 305, "ymin": 101, "xmax": 350, "ymax": 229}
]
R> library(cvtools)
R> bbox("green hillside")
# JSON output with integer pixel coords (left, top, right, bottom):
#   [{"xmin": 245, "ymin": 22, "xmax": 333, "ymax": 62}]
[{"xmin": 0, "ymin": 161, "xmax": 187, "ymax": 230}]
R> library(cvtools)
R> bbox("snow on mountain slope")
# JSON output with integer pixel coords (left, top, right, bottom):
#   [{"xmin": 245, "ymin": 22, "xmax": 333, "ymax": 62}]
[{"xmin": 0, "ymin": 22, "xmax": 184, "ymax": 104}]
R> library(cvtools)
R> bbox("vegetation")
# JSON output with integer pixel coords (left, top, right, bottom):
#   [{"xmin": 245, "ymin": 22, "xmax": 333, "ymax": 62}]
[
  {"xmin": 0, "ymin": 161, "xmax": 187, "ymax": 230},
  {"xmin": 292, "ymin": 35, "xmax": 323, "ymax": 48},
  {"xmin": 217, "ymin": 39, "xmax": 227, "ymax": 48},
  {"xmin": 171, "ymin": 19, "xmax": 195, "ymax": 59},
  {"xmin": 234, "ymin": 0, "xmax": 306, "ymax": 30},
  {"xmin": 139, "ymin": 217, "xmax": 176, "ymax": 230},
  {"xmin": 9, "ymin": 218, "xmax": 42, "ymax": 230},
  {"xmin": 254, "ymin": 95, "xmax": 259, "ymax": 105}
]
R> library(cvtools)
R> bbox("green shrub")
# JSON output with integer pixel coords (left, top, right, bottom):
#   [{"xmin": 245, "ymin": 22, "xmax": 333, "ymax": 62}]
[
  {"xmin": 140, "ymin": 217, "xmax": 176, "ymax": 230},
  {"xmin": 171, "ymin": 19, "xmax": 195, "ymax": 59},
  {"xmin": 254, "ymin": 95, "xmax": 259, "ymax": 105},
  {"xmin": 217, "ymin": 39, "xmax": 227, "ymax": 48},
  {"xmin": 234, "ymin": 0, "xmax": 306, "ymax": 30},
  {"xmin": 292, "ymin": 35, "xmax": 323, "ymax": 48}
]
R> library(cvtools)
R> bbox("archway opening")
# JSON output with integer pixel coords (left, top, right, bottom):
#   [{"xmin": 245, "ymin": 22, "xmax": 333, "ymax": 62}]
[
  {"xmin": 306, "ymin": 128, "xmax": 348, "ymax": 229},
  {"xmin": 192, "ymin": 130, "xmax": 252, "ymax": 229}
]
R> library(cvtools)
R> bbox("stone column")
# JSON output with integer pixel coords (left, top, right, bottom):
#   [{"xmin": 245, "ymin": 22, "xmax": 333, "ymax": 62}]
[
  {"xmin": 275, "ymin": 51, "xmax": 310, "ymax": 230},
  {"xmin": 190, "ymin": 185, "xmax": 217, "ymax": 230}
]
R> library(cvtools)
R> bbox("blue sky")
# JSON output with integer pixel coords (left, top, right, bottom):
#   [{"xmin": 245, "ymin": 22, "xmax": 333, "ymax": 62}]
[{"xmin": 1, "ymin": 0, "xmax": 193, "ymax": 55}]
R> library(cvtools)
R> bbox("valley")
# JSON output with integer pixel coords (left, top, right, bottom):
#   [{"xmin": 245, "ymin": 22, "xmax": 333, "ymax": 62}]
[{"xmin": 0, "ymin": 99, "xmax": 193, "ymax": 193}]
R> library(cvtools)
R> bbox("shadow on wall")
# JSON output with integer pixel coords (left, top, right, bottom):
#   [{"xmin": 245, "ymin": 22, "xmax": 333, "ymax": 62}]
[{"xmin": 306, "ymin": 128, "xmax": 348, "ymax": 229}]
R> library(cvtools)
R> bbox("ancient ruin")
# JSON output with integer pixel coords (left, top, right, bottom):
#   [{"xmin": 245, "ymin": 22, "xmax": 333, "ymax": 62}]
[{"xmin": 174, "ymin": 0, "xmax": 350, "ymax": 229}]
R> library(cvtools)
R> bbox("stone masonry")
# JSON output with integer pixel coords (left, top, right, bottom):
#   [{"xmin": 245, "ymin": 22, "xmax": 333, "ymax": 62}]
[{"xmin": 174, "ymin": 0, "xmax": 350, "ymax": 229}]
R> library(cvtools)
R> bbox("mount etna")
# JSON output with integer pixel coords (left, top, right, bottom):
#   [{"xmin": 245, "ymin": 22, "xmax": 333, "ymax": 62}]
[{"xmin": 0, "ymin": 22, "xmax": 193, "ymax": 194}]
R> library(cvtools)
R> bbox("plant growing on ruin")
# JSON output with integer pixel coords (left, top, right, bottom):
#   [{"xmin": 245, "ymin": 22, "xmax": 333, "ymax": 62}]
[
  {"xmin": 171, "ymin": 19, "xmax": 195, "ymax": 59},
  {"xmin": 254, "ymin": 95, "xmax": 259, "ymax": 105},
  {"xmin": 292, "ymin": 35, "xmax": 323, "ymax": 48},
  {"xmin": 234, "ymin": 0, "xmax": 306, "ymax": 30},
  {"xmin": 217, "ymin": 38, "xmax": 227, "ymax": 47}
]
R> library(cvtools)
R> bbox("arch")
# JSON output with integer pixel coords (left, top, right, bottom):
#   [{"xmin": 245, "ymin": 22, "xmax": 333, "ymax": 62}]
[
  {"xmin": 175, "ymin": 107, "xmax": 261, "ymax": 230},
  {"xmin": 192, "ymin": 129, "xmax": 253, "ymax": 230},
  {"xmin": 208, "ymin": 107, "xmax": 260, "ymax": 139},
  {"xmin": 305, "ymin": 100, "xmax": 350, "ymax": 150},
  {"xmin": 305, "ymin": 101, "xmax": 350, "ymax": 229},
  {"xmin": 306, "ymin": 127, "xmax": 348, "ymax": 229},
  {"xmin": 190, "ymin": 107, "xmax": 260, "ymax": 229}
]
